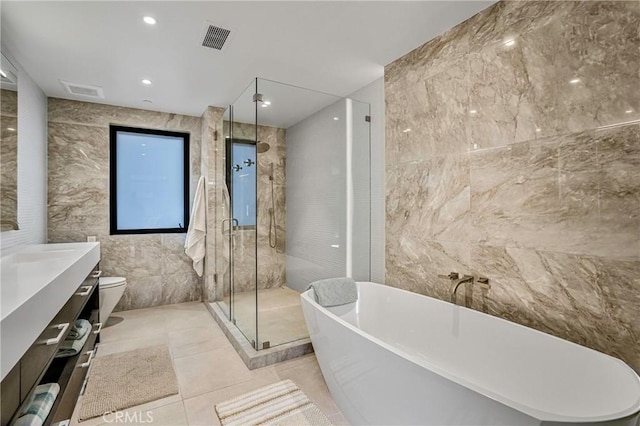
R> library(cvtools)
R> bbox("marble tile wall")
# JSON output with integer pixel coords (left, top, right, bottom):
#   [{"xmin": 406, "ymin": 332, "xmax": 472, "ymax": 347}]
[
  {"xmin": 385, "ymin": 1, "xmax": 640, "ymax": 370},
  {"xmin": 222, "ymin": 121, "xmax": 287, "ymax": 295},
  {"xmin": 48, "ymin": 98, "xmax": 203, "ymax": 310},
  {"xmin": 200, "ymin": 106, "xmax": 226, "ymax": 304},
  {"xmin": 1, "ymin": 89, "xmax": 18, "ymax": 229}
]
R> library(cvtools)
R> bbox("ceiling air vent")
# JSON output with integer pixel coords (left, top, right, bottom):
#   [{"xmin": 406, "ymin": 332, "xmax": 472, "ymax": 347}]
[
  {"xmin": 60, "ymin": 80, "xmax": 105, "ymax": 99},
  {"xmin": 200, "ymin": 23, "xmax": 231, "ymax": 51}
]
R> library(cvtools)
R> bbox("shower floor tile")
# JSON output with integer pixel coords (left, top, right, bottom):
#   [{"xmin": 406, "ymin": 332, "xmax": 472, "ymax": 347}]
[{"xmin": 221, "ymin": 286, "xmax": 309, "ymax": 348}]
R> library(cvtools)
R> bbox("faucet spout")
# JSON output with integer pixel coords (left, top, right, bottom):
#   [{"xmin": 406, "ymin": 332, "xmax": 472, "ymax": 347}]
[{"xmin": 450, "ymin": 275, "xmax": 474, "ymax": 303}]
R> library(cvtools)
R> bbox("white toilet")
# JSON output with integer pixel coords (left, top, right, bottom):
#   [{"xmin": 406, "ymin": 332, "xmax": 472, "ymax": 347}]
[{"xmin": 98, "ymin": 277, "xmax": 127, "ymax": 324}]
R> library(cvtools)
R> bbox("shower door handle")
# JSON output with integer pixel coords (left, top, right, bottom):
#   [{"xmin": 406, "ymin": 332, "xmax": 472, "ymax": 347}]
[{"xmin": 221, "ymin": 218, "xmax": 239, "ymax": 237}]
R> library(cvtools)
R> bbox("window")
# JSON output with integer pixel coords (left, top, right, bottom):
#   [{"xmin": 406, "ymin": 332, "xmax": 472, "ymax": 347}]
[
  {"xmin": 110, "ymin": 125, "xmax": 190, "ymax": 234},
  {"xmin": 225, "ymin": 138, "xmax": 256, "ymax": 227}
]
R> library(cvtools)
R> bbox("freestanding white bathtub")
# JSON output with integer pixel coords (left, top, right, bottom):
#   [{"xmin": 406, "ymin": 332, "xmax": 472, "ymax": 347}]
[{"xmin": 301, "ymin": 282, "xmax": 640, "ymax": 425}]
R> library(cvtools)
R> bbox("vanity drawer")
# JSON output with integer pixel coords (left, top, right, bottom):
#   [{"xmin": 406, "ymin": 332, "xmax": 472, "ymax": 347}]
[
  {"xmin": 1, "ymin": 363, "xmax": 20, "ymax": 426},
  {"xmin": 50, "ymin": 309, "xmax": 100, "ymax": 425},
  {"xmin": 54, "ymin": 273, "xmax": 99, "ymax": 325},
  {"xmin": 20, "ymin": 275, "xmax": 98, "ymax": 401}
]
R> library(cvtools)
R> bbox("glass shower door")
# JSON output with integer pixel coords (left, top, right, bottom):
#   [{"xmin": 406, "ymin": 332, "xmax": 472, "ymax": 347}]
[{"xmin": 227, "ymin": 79, "xmax": 258, "ymax": 348}]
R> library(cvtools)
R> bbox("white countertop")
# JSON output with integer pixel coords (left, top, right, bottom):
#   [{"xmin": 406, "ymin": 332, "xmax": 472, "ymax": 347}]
[{"xmin": 0, "ymin": 242, "xmax": 100, "ymax": 380}]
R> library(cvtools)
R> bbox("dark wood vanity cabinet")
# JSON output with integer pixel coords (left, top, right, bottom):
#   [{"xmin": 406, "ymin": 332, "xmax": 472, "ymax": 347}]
[{"xmin": 1, "ymin": 264, "xmax": 101, "ymax": 426}]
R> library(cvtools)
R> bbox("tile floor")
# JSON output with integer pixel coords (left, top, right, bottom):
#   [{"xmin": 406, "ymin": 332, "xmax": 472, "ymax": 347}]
[
  {"xmin": 69, "ymin": 302, "xmax": 348, "ymax": 425},
  {"xmin": 217, "ymin": 287, "xmax": 309, "ymax": 348}
]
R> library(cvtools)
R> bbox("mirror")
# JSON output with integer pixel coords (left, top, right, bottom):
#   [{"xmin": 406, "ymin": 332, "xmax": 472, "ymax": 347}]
[{"xmin": 1, "ymin": 52, "xmax": 18, "ymax": 231}]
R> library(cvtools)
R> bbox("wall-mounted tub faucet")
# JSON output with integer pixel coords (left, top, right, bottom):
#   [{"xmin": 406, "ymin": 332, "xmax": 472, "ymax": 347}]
[
  {"xmin": 450, "ymin": 275, "xmax": 474, "ymax": 304},
  {"xmin": 438, "ymin": 273, "xmax": 474, "ymax": 304}
]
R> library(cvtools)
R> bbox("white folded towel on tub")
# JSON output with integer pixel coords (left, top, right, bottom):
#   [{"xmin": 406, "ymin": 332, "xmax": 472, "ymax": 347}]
[{"xmin": 307, "ymin": 277, "xmax": 358, "ymax": 307}]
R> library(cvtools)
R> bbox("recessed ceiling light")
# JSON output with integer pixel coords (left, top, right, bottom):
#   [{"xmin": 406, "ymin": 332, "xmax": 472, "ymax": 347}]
[
  {"xmin": 504, "ymin": 39, "xmax": 515, "ymax": 47},
  {"xmin": 7, "ymin": 127, "xmax": 15, "ymax": 131},
  {"xmin": 402, "ymin": 128, "xmax": 411, "ymax": 133},
  {"xmin": 142, "ymin": 79, "xmax": 152, "ymax": 85},
  {"xmin": 569, "ymin": 78, "xmax": 581, "ymax": 84},
  {"xmin": 469, "ymin": 109, "xmax": 478, "ymax": 114},
  {"xmin": 143, "ymin": 16, "xmax": 156, "ymax": 25},
  {"xmin": 536, "ymin": 128, "xmax": 541, "ymax": 132},
  {"xmin": 625, "ymin": 109, "xmax": 633, "ymax": 114},
  {"xmin": 333, "ymin": 117, "xmax": 339, "ymax": 121}
]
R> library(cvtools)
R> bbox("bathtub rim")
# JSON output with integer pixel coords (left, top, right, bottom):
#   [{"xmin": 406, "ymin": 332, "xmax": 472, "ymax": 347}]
[{"xmin": 301, "ymin": 281, "xmax": 640, "ymax": 423}]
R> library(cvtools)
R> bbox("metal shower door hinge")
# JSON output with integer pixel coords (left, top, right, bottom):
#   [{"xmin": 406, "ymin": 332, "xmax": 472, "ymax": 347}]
[{"xmin": 365, "ymin": 115, "xmax": 371, "ymax": 122}]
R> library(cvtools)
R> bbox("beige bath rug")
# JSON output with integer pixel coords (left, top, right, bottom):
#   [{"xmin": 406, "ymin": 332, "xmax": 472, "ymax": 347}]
[
  {"xmin": 79, "ymin": 345, "xmax": 178, "ymax": 421},
  {"xmin": 215, "ymin": 379, "xmax": 333, "ymax": 426}
]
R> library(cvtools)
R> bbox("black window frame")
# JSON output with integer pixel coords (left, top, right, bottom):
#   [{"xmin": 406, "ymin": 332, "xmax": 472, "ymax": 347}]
[
  {"xmin": 225, "ymin": 137, "xmax": 257, "ymax": 230},
  {"xmin": 109, "ymin": 125, "xmax": 190, "ymax": 235}
]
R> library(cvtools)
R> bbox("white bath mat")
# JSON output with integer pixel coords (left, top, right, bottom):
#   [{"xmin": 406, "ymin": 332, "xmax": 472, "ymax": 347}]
[
  {"xmin": 79, "ymin": 345, "xmax": 178, "ymax": 421},
  {"xmin": 215, "ymin": 379, "xmax": 333, "ymax": 426}
]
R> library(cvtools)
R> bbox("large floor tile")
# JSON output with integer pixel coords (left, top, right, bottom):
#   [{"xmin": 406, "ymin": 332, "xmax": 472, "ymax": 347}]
[
  {"xmin": 168, "ymin": 324, "xmax": 230, "ymax": 359},
  {"xmin": 275, "ymin": 358, "xmax": 341, "ymax": 417},
  {"xmin": 174, "ymin": 346, "xmax": 272, "ymax": 399},
  {"xmin": 163, "ymin": 305, "xmax": 216, "ymax": 332},
  {"xmin": 273, "ymin": 353, "xmax": 317, "ymax": 374},
  {"xmin": 183, "ymin": 368, "xmax": 280, "ymax": 426},
  {"xmin": 135, "ymin": 401, "xmax": 188, "ymax": 426},
  {"xmin": 96, "ymin": 336, "xmax": 169, "ymax": 358},
  {"xmin": 73, "ymin": 301, "xmax": 347, "ymax": 425},
  {"xmin": 99, "ymin": 312, "xmax": 167, "ymax": 343}
]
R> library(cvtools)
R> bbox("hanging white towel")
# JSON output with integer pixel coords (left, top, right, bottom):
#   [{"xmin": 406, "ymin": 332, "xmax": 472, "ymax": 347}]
[{"xmin": 185, "ymin": 176, "xmax": 207, "ymax": 276}]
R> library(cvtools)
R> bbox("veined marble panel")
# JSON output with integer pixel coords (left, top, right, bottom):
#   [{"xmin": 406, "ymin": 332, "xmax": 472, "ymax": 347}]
[
  {"xmin": 385, "ymin": 0, "xmax": 640, "ymax": 371},
  {"xmin": 1, "ymin": 88, "xmax": 17, "ymax": 116},
  {"xmin": 47, "ymin": 98, "xmax": 203, "ymax": 311},
  {"xmin": 386, "ymin": 155, "xmax": 469, "ymax": 243},
  {"xmin": 200, "ymin": 106, "xmax": 226, "ymax": 303},
  {"xmin": 386, "ymin": 60, "xmax": 470, "ymax": 166},
  {"xmin": 1, "ymin": 89, "xmax": 18, "ymax": 229},
  {"xmin": 470, "ymin": 124, "xmax": 640, "ymax": 259},
  {"xmin": 385, "ymin": 236, "xmax": 470, "ymax": 302},
  {"xmin": 470, "ymin": 245, "xmax": 639, "ymax": 370},
  {"xmin": 48, "ymin": 98, "xmax": 202, "ymax": 130},
  {"xmin": 0, "ymin": 116, "xmax": 18, "ymax": 225}
]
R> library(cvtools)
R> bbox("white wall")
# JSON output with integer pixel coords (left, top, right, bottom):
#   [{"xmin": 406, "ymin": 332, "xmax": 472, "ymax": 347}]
[
  {"xmin": 286, "ymin": 93, "xmax": 375, "ymax": 292},
  {"xmin": 349, "ymin": 78, "xmax": 385, "ymax": 284},
  {"xmin": 0, "ymin": 46, "xmax": 48, "ymax": 252},
  {"xmin": 286, "ymin": 99, "xmax": 349, "ymax": 292}
]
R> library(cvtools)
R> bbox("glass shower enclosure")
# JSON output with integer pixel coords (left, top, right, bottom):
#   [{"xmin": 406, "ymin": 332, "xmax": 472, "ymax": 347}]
[{"xmin": 216, "ymin": 78, "xmax": 371, "ymax": 350}]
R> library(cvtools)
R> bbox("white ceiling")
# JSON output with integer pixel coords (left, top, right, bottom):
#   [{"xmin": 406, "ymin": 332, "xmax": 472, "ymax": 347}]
[{"xmin": 1, "ymin": 1, "xmax": 493, "ymax": 121}]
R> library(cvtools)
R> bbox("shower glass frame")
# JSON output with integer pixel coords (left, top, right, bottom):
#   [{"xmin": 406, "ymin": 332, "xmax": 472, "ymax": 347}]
[{"xmin": 218, "ymin": 77, "xmax": 371, "ymax": 351}]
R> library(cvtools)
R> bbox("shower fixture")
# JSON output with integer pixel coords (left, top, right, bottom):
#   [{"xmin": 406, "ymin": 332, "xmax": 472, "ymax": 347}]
[
  {"xmin": 268, "ymin": 162, "xmax": 278, "ymax": 249},
  {"xmin": 257, "ymin": 141, "xmax": 270, "ymax": 153}
]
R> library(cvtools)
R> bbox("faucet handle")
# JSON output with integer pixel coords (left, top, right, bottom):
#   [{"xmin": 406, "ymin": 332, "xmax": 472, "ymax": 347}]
[
  {"xmin": 477, "ymin": 276, "xmax": 490, "ymax": 290},
  {"xmin": 438, "ymin": 272, "xmax": 459, "ymax": 280}
]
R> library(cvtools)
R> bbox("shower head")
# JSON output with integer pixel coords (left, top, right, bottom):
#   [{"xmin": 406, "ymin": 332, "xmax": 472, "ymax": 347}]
[{"xmin": 257, "ymin": 142, "xmax": 270, "ymax": 153}]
